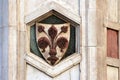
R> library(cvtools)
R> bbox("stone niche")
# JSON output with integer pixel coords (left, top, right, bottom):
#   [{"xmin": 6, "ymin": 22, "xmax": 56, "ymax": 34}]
[{"xmin": 25, "ymin": 2, "xmax": 81, "ymax": 80}]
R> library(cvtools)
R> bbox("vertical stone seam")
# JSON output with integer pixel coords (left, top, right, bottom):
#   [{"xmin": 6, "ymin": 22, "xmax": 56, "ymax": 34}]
[{"xmin": 85, "ymin": 0, "xmax": 89, "ymax": 80}]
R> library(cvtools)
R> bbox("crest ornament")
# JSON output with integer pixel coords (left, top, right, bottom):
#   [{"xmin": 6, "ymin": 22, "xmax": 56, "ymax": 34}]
[{"xmin": 36, "ymin": 23, "xmax": 70, "ymax": 65}]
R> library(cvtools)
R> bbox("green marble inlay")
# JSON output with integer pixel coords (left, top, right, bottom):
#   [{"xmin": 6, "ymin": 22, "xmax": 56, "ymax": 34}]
[
  {"xmin": 30, "ymin": 25, "xmax": 43, "ymax": 58},
  {"xmin": 40, "ymin": 15, "xmax": 65, "ymax": 24},
  {"xmin": 63, "ymin": 26, "xmax": 75, "ymax": 58}
]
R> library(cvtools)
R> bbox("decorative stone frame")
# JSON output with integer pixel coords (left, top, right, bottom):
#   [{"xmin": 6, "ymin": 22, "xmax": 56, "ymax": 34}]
[
  {"xmin": 104, "ymin": 20, "xmax": 120, "ymax": 80},
  {"xmin": 24, "ymin": 1, "xmax": 81, "ymax": 78}
]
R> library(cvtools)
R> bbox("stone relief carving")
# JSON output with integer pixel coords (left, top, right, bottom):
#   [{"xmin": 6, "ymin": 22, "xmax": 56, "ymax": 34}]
[
  {"xmin": 36, "ymin": 23, "xmax": 70, "ymax": 65},
  {"xmin": 25, "ymin": 2, "xmax": 81, "ymax": 79}
]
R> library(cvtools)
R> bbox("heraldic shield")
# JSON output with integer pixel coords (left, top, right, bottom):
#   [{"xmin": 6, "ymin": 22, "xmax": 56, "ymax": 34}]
[{"xmin": 36, "ymin": 23, "xmax": 70, "ymax": 65}]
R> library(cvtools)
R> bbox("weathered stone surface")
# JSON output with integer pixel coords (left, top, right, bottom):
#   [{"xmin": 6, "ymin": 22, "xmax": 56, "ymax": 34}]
[
  {"xmin": 1, "ymin": 0, "xmax": 120, "ymax": 80},
  {"xmin": 106, "ymin": 0, "xmax": 118, "ymax": 22},
  {"xmin": 26, "ymin": 64, "xmax": 80, "ymax": 80},
  {"xmin": 107, "ymin": 66, "xmax": 118, "ymax": 80},
  {"xmin": 25, "ymin": 0, "xmax": 79, "ymax": 15}
]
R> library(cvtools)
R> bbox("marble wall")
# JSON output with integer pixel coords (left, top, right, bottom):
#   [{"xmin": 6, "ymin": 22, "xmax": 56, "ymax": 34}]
[
  {"xmin": 0, "ymin": 0, "xmax": 2, "ymax": 79},
  {"xmin": 0, "ymin": 0, "xmax": 9, "ymax": 80},
  {"xmin": 25, "ymin": 0, "xmax": 79, "ymax": 15},
  {"xmin": 0, "ymin": 0, "xmax": 120, "ymax": 80}
]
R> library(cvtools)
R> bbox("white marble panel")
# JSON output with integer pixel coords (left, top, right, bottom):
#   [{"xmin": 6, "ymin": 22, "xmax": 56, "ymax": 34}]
[
  {"xmin": 0, "ymin": 0, "xmax": 9, "ymax": 80},
  {"xmin": 107, "ymin": 66, "xmax": 118, "ymax": 80},
  {"xmin": 80, "ymin": 0, "xmax": 87, "ymax": 47},
  {"xmin": 54, "ymin": 69, "xmax": 70, "ymax": 80},
  {"xmin": 25, "ymin": 53, "xmax": 81, "ymax": 77},
  {"xmin": 88, "ymin": 47, "xmax": 97, "ymax": 80},
  {"xmin": 9, "ymin": 0, "xmax": 17, "ymax": 25},
  {"xmin": 26, "ymin": 65, "xmax": 52, "ymax": 80},
  {"xmin": 2, "ymin": 0, "xmax": 8, "ymax": 27},
  {"xmin": 70, "ymin": 65, "xmax": 80, "ymax": 80},
  {"xmin": 26, "ymin": 64, "xmax": 80, "ymax": 80},
  {"xmin": 0, "ymin": 28, "xmax": 2, "ymax": 79},
  {"xmin": 25, "ymin": 0, "xmax": 79, "ymax": 15},
  {"xmin": 0, "ymin": 22, "xmax": 1, "ymax": 28},
  {"xmin": 18, "ymin": 31, "xmax": 26, "ymax": 80},
  {"xmin": 54, "ymin": 65, "xmax": 80, "ymax": 80},
  {"xmin": 53, "ymin": 64, "xmax": 80, "ymax": 80},
  {"xmin": 8, "ymin": 26, "xmax": 17, "ymax": 80},
  {"xmin": 1, "ymin": 27, "xmax": 9, "ymax": 80},
  {"xmin": 89, "ymin": 0, "xmax": 96, "ymax": 9},
  {"xmin": 87, "ymin": 9, "xmax": 97, "ymax": 46},
  {"xmin": 61, "ymin": 0, "xmax": 79, "ymax": 13},
  {"xmin": 25, "ymin": 0, "xmax": 49, "ymax": 15},
  {"xmin": 80, "ymin": 47, "xmax": 87, "ymax": 80},
  {"xmin": 19, "ymin": 0, "xmax": 26, "ymax": 32},
  {"xmin": 0, "ymin": 0, "xmax": 2, "ymax": 26},
  {"xmin": 80, "ymin": 1, "xmax": 88, "ymax": 80},
  {"xmin": 107, "ymin": 0, "xmax": 118, "ymax": 22},
  {"xmin": 0, "ymin": 24, "xmax": 2, "ymax": 51},
  {"xmin": 19, "ymin": 31, "xmax": 26, "ymax": 54}
]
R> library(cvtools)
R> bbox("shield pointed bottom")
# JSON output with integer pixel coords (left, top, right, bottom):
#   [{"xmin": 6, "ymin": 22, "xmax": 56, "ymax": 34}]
[{"xmin": 36, "ymin": 23, "xmax": 70, "ymax": 65}]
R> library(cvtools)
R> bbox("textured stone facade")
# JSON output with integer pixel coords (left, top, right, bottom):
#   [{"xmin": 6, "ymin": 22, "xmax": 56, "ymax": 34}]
[{"xmin": 0, "ymin": 0, "xmax": 120, "ymax": 80}]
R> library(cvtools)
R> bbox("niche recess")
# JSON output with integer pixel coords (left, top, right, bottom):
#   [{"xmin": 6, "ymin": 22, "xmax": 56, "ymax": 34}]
[
  {"xmin": 29, "ymin": 10, "xmax": 80, "ymax": 61},
  {"xmin": 30, "ymin": 14, "xmax": 76, "ymax": 60},
  {"xmin": 25, "ymin": 2, "xmax": 81, "ymax": 76}
]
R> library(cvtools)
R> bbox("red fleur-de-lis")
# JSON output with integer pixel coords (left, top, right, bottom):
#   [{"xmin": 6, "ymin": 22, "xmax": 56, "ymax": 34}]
[
  {"xmin": 37, "ymin": 24, "xmax": 69, "ymax": 65},
  {"xmin": 38, "ymin": 25, "xmax": 45, "ymax": 33},
  {"xmin": 56, "ymin": 37, "xmax": 68, "ymax": 52},
  {"xmin": 38, "ymin": 37, "xmax": 50, "ymax": 52},
  {"xmin": 48, "ymin": 25, "xmax": 58, "ymax": 40},
  {"xmin": 61, "ymin": 26, "xmax": 68, "ymax": 33}
]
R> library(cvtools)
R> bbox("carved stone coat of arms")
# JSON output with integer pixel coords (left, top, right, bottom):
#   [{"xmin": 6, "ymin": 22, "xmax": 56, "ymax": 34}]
[{"xmin": 36, "ymin": 23, "xmax": 70, "ymax": 65}]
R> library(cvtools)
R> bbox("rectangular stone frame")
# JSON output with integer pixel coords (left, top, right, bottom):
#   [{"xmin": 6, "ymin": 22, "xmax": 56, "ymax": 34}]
[{"xmin": 104, "ymin": 20, "xmax": 120, "ymax": 80}]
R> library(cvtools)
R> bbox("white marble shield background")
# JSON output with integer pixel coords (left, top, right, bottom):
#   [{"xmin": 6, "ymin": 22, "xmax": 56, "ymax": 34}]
[{"xmin": 36, "ymin": 23, "xmax": 70, "ymax": 65}]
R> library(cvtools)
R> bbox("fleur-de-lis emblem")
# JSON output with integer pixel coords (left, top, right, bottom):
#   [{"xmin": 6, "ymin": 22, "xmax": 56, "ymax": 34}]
[{"xmin": 36, "ymin": 23, "xmax": 70, "ymax": 65}]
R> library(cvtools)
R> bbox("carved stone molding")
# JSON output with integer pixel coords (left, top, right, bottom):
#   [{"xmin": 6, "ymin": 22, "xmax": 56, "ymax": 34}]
[
  {"xmin": 25, "ymin": 1, "xmax": 81, "ymax": 26},
  {"xmin": 25, "ymin": 53, "xmax": 81, "ymax": 77}
]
